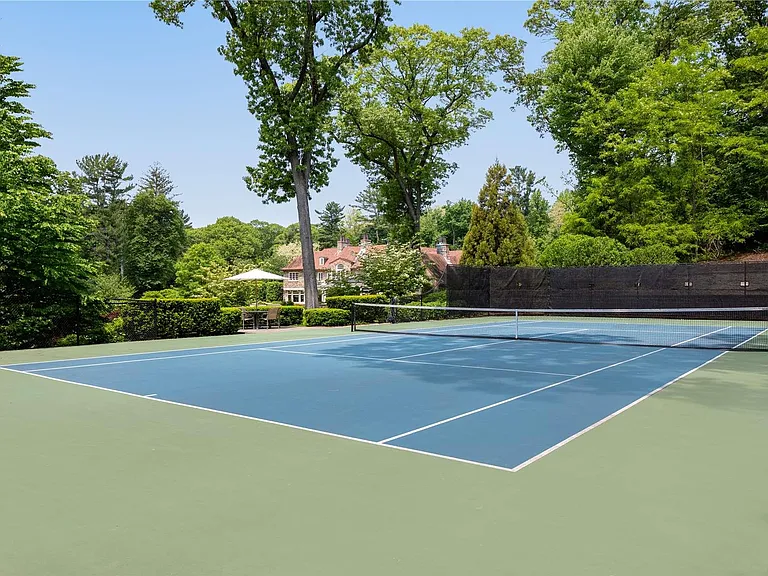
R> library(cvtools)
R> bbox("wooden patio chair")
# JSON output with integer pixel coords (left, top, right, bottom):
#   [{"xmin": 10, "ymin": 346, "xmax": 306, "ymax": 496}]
[
  {"xmin": 258, "ymin": 306, "xmax": 281, "ymax": 329},
  {"xmin": 241, "ymin": 308, "xmax": 257, "ymax": 330}
]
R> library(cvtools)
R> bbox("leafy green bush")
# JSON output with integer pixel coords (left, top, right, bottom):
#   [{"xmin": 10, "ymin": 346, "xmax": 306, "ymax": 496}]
[
  {"xmin": 422, "ymin": 289, "xmax": 447, "ymax": 304},
  {"xmin": 326, "ymin": 294, "xmax": 388, "ymax": 323},
  {"xmin": 628, "ymin": 244, "xmax": 678, "ymax": 265},
  {"xmin": 104, "ymin": 317, "xmax": 125, "ymax": 343},
  {"xmin": 539, "ymin": 234, "xmax": 630, "ymax": 267},
  {"xmin": 91, "ymin": 273, "xmax": 136, "ymax": 299},
  {"xmin": 218, "ymin": 308, "xmax": 245, "ymax": 334},
  {"xmin": 121, "ymin": 298, "xmax": 224, "ymax": 340},
  {"xmin": 324, "ymin": 271, "xmax": 361, "ymax": 297},
  {"xmin": 259, "ymin": 281, "xmax": 284, "ymax": 303},
  {"xmin": 303, "ymin": 308, "xmax": 350, "ymax": 327},
  {"xmin": 141, "ymin": 288, "xmax": 184, "ymax": 299}
]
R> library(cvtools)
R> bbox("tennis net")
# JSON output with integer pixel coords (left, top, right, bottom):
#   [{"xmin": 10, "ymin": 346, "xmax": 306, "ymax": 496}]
[{"xmin": 350, "ymin": 302, "xmax": 768, "ymax": 351}]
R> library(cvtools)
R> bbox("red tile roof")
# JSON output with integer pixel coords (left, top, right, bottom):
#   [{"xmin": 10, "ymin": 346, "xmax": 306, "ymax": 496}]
[{"xmin": 282, "ymin": 244, "xmax": 462, "ymax": 280}]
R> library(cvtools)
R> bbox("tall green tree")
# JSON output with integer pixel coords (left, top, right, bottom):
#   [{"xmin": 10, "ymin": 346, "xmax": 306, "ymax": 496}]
[
  {"xmin": 138, "ymin": 162, "xmax": 192, "ymax": 226},
  {"xmin": 418, "ymin": 199, "xmax": 473, "ymax": 248},
  {"xmin": 525, "ymin": 189, "xmax": 552, "ymax": 239},
  {"xmin": 353, "ymin": 185, "xmax": 388, "ymax": 243},
  {"xmin": 0, "ymin": 55, "xmax": 94, "ymax": 348},
  {"xmin": 460, "ymin": 162, "xmax": 535, "ymax": 267},
  {"xmin": 336, "ymin": 24, "xmax": 524, "ymax": 237},
  {"xmin": 75, "ymin": 153, "xmax": 135, "ymax": 275},
  {"xmin": 123, "ymin": 189, "xmax": 187, "ymax": 292},
  {"xmin": 340, "ymin": 206, "xmax": 371, "ymax": 245},
  {"xmin": 189, "ymin": 216, "xmax": 266, "ymax": 266},
  {"xmin": 315, "ymin": 201, "xmax": 345, "ymax": 248},
  {"xmin": 151, "ymin": 0, "xmax": 391, "ymax": 308},
  {"xmin": 139, "ymin": 162, "xmax": 176, "ymax": 197},
  {"xmin": 442, "ymin": 199, "xmax": 474, "ymax": 248}
]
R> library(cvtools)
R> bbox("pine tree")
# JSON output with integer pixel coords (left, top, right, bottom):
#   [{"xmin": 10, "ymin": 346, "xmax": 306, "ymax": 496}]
[
  {"xmin": 315, "ymin": 201, "xmax": 345, "ymax": 249},
  {"xmin": 460, "ymin": 161, "xmax": 535, "ymax": 267},
  {"xmin": 75, "ymin": 153, "xmax": 135, "ymax": 275},
  {"xmin": 139, "ymin": 162, "xmax": 178, "ymax": 198}
]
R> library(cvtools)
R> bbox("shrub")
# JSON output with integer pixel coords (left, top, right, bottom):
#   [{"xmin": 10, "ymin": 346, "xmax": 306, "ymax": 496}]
[
  {"xmin": 628, "ymin": 244, "xmax": 678, "ymax": 265},
  {"xmin": 539, "ymin": 234, "xmax": 630, "ymax": 267},
  {"xmin": 217, "ymin": 308, "xmax": 245, "ymax": 334},
  {"xmin": 141, "ymin": 288, "xmax": 184, "ymax": 300},
  {"xmin": 422, "ymin": 289, "xmax": 447, "ymax": 304},
  {"xmin": 326, "ymin": 294, "xmax": 388, "ymax": 323},
  {"xmin": 91, "ymin": 273, "xmax": 136, "ymax": 300},
  {"xmin": 104, "ymin": 317, "xmax": 126, "ymax": 343},
  {"xmin": 120, "ymin": 298, "xmax": 224, "ymax": 340},
  {"xmin": 303, "ymin": 308, "xmax": 350, "ymax": 327}
]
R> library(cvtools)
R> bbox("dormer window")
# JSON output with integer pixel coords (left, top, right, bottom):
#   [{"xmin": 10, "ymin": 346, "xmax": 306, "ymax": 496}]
[
  {"xmin": 336, "ymin": 264, "xmax": 344, "ymax": 271},
  {"xmin": 319, "ymin": 257, "xmax": 326, "ymax": 265}
]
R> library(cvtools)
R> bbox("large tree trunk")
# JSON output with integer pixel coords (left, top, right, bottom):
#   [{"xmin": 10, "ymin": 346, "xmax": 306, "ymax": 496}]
[{"xmin": 290, "ymin": 153, "xmax": 319, "ymax": 309}]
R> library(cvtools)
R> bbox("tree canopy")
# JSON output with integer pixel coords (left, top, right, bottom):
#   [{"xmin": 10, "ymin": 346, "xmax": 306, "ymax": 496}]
[
  {"xmin": 151, "ymin": 0, "xmax": 392, "ymax": 308},
  {"xmin": 336, "ymin": 24, "xmax": 524, "ymax": 239},
  {"xmin": 512, "ymin": 0, "xmax": 768, "ymax": 258}
]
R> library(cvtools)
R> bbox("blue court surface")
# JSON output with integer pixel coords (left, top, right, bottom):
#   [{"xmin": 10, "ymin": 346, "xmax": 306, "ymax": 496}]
[{"xmin": 3, "ymin": 331, "xmax": 729, "ymax": 471}]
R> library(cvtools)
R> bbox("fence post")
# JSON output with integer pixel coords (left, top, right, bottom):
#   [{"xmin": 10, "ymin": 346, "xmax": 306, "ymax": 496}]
[
  {"xmin": 76, "ymin": 297, "xmax": 81, "ymax": 346},
  {"xmin": 744, "ymin": 261, "xmax": 748, "ymax": 301},
  {"xmin": 153, "ymin": 299, "xmax": 159, "ymax": 340}
]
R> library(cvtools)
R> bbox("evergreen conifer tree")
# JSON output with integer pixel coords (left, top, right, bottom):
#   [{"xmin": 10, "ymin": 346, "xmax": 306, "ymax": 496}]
[{"xmin": 460, "ymin": 161, "xmax": 535, "ymax": 267}]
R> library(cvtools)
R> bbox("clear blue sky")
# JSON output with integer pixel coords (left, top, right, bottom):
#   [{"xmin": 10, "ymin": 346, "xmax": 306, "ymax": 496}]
[{"xmin": 0, "ymin": 0, "xmax": 570, "ymax": 228}]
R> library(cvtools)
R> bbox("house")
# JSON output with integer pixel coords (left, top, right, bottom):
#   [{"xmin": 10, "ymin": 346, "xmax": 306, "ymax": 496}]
[{"xmin": 281, "ymin": 234, "xmax": 462, "ymax": 304}]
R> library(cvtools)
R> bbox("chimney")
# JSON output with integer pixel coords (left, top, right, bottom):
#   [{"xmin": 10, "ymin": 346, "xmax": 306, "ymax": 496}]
[
  {"xmin": 436, "ymin": 236, "xmax": 449, "ymax": 258},
  {"xmin": 360, "ymin": 233, "xmax": 370, "ymax": 247},
  {"xmin": 337, "ymin": 236, "xmax": 350, "ymax": 252}
]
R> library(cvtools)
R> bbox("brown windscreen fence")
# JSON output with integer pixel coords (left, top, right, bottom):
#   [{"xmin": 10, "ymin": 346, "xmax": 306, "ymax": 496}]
[{"xmin": 447, "ymin": 262, "xmax": 768, "ymax": 310}]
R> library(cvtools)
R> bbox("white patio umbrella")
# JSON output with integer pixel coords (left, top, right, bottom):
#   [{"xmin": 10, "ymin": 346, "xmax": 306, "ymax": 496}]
[
  {"xmin": 224, "ymin": 268, "xmax": 285, "ymax": 281},
  {"xmin": 224, "ymin": 268, "xmax": 285, "ymax": 305}
]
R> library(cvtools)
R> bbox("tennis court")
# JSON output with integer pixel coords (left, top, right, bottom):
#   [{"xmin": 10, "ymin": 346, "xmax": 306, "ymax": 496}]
[{"xmin": 2, "ymin": 308, "xmax": 768, "ymax": 575}]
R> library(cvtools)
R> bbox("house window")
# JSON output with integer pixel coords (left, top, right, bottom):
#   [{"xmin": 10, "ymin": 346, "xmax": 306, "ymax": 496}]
[
  {"xmin": 319, "ymin": 257, "xmax": 326, "ymax": 265},
  {"xmin": 317, "ymin": 272, "xmax": 325, "ymax": 281},
  {"xmin": 288, "ymin": 272, "xmax": 299, "ymax": 281},
  {"xmin": 321, "ymin": 291, "xmax": 326, "ymax": 303},
  {"xmin": 285, "ymin": 290, "xmax": 304, "ymax": 304},
  {"xmin": 335, "ymin": 264, "xmax": 344, "ymax": 271}
]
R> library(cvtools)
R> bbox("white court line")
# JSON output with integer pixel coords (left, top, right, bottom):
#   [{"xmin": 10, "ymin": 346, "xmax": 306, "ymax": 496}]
[
  {"xmin": 144, "ymin": 393, "xmax": 158, "ymax": 398},
  {"xmin": 387, "ymin": 328, "xmax": 589, "ymax": 361},
  {"xmin": 1, "ymin": 331, "xmax": 391, "ymax": 369},
  {"xmin": 377, "ymin": 346, "xmax": 669, "ymax": 445},
  {"xmin": 511, "ymin": 350, "xmax": 729, "ymax": 472},
  {"xmin": 732, "ymin": 327, "xmax": 768, "ymax": 349},
  {"xmin": 21, "ymin": 334, "xmax": 399, "ymax": 373},
  {"xmin": 670, "ymin": 326, "xmax": 733, "ymax": 347},
  {"xmin": 510, "ymin": 326, "xmax": 760, "ymax": 472},
  {"xmin": 0, "ymin": 366, "xmax": 516, "ymax": 474},
  {"xmin": 258, "ymin": 347, "xmax": 577, "ymax": 377}
]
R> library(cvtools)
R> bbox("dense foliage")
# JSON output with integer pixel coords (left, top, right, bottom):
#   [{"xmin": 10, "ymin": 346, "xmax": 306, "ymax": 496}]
[
  {"xmin": 336, "ymin": 24, "xmax": 524, "ymax": 239},
  {"xmin": 152, "ymin": 0, "xmax": 392, "ymax": 308},
  {"xmin": 513, "ymin": 0, "xmax": 768, "ymax": 258},
  {"xmin": 357, "ymin": 243, "xmax": 428, "ymax": 297},
  {"xmin": 303, "ymin": 308, "xmax": 351, "ymax": 327}
]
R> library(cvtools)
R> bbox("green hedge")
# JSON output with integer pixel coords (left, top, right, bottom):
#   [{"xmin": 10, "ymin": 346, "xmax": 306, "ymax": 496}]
[
  {"xmin": 119, "ymin": 298, "xmax": 229, "ymax": 340},
  {"xmin": 303, "ymin": 308, "xmax": 350, "ymax": 327},
  {"xmin": 218, "ymin": 308, "xmax": 244, "ymax": 334},
  {"xmin": 326, "ymin": 294, "xmax": 388, "ymax": 323}
]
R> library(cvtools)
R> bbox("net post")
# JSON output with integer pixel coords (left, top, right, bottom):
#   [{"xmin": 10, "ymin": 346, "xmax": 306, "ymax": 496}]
[
  {"xmin": 515, "ymin": 309, "xmax": 519, "ymax": 339},
  {"xmin": 351, "ymin": 303, "xmax": 356, "ymax": 332}
]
